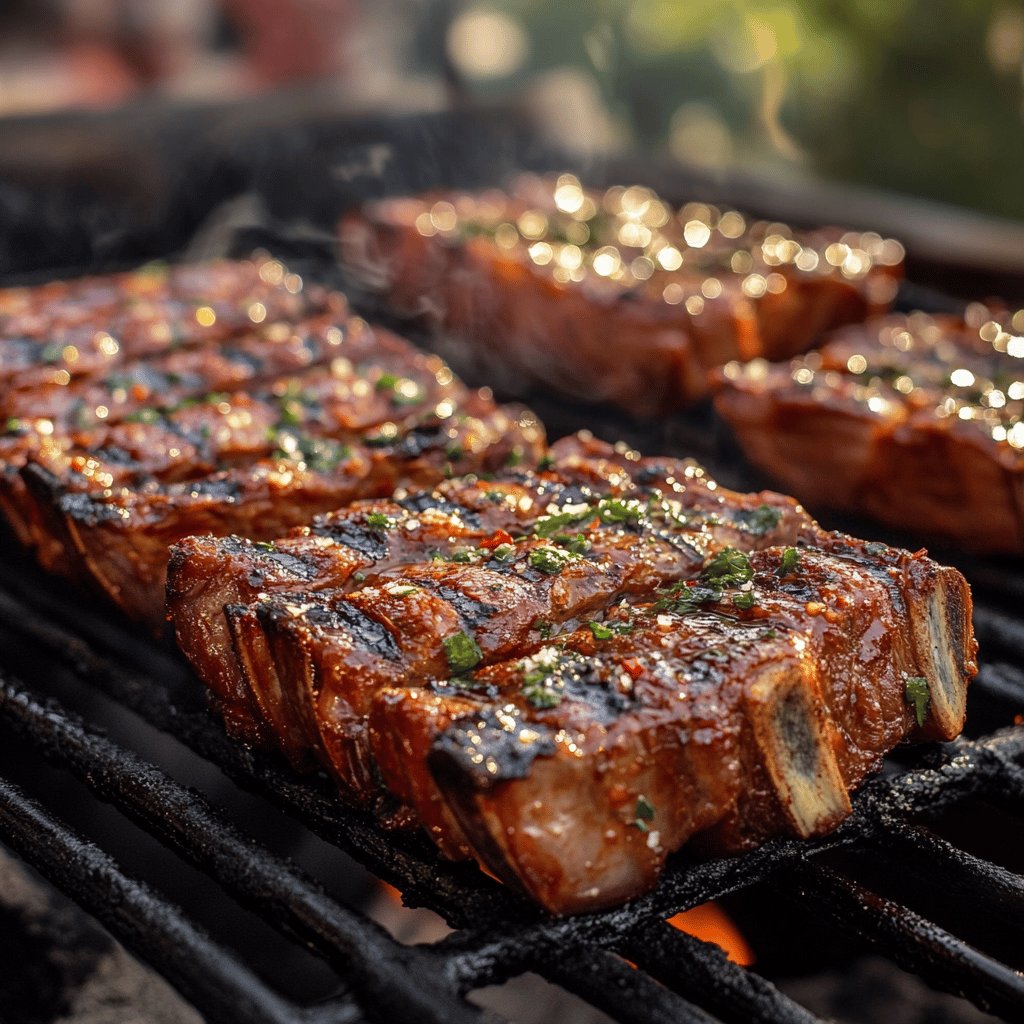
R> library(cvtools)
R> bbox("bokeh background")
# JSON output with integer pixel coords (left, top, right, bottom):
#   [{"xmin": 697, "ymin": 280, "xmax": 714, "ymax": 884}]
[{"xmin": 1, "ymin": 0, "xmax": 1023, "ymax": 219}]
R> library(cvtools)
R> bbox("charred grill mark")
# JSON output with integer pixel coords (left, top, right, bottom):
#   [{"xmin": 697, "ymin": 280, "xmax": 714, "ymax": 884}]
[
  {"xmin": 306, "ymin": 598, "xmax": 402, "ymax": 662},
  {"xmin": 429, "ymin": 709, "xmax": 556, "ymax": 790},
  {"xmin": 415, "ymin": 581, "xmax": 500, "ymax": 629},
  {"xmin": 310, "ymin": 519, "xmax": 390, "ymax": 560}
]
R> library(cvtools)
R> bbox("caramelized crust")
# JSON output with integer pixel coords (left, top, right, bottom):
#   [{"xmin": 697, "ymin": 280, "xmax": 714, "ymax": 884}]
[
  {"xmin": 340, "ymin": 175, "xmax": 903, "ymax": 415},
  {"xmin": 714, "ymin": 308, "xmax": 1024, "ymax": 552},
  {"xmin": 167, "ymin": 434, "xmax": 976, "ymax": 912}
]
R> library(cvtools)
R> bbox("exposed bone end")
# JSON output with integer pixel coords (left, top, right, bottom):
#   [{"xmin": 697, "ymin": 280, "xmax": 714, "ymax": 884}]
[
  {"xmin": 746, "ymin": 659, "xmax": 851, "ymax": 838},
  {"xmin": 909, "ymin": 566, "xmax": 977, "ymax": 740}
]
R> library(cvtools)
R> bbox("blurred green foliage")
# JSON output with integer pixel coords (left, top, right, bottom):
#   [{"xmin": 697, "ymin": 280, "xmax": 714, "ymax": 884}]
[{"xmin": 456, "ymin": 0, "xmax": 1024, "ymax": 219}]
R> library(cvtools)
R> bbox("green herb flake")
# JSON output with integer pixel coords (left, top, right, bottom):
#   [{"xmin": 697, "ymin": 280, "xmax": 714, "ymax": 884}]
[
  {"xmin": 532, "ymin": 619, "xmax": 553, "ymax": 639},
  {"xmin": 375, "ymin": 372, "xmax": 399, "ymax": 392},
  {"xmin": 352, "ymin": 571, "xmax": 367, "ymax": 583},
  {"xmin": 733, "ymin": 590, "xmax": 757, "ymax": 610},
  {"xmin": 589, "ymin": 621, "xmax": 614, "ymax": 641},
  {"xmin": 528, "ymin": 546, "xmax": 573, "ymax": 575},
  {"xmin": 597, "ymin": 498, "xmax": 644, "ymax": 526},
  {"xmin": 534, "ymin": 506, "xmax": 595, "ymax": 538},
  {"xmin": 505, "ymin": 447, "xmax": 524, "ymax": 468},
  {"xmin": 736, "ymin": 504, "xmax": 783, "ymax": 536},
  {"xmin": 254, "ymin": 540, "xmax": 277, "ymax": 552},
  {"xmin": 537, "ymin": 454, "xmax": 555, "ymax": 471},
  {"xmin": 366, "ymin": 512, "xmax": 395, "ymax": 530},
  {"xmin": 443, "ymin": 631, "xmax": 483, "ymax": 674},
  {"xmin": 3, "ymin": 417, "xmax": 23, "ymax": 434},
  {"xmin": 778, "ymin": 547, "xmax": 800, "ymax": 576},
  {"xmin": 905, "ymin": 676, "xmax": 930, "ymax": 727},
  {"xmin": 491, "ymin": 543, "xmax": 516, "ymax": 562},
  {"xmin": 635, "ymin": 795, "xmax": 655, "ymax": 821},
  {"xmin": 703, "ymin": 547, "xmax": 754, "ymax": 587}
]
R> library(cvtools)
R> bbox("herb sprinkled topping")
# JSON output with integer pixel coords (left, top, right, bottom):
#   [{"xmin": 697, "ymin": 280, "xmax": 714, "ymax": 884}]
[
  {"xmin": 632, "ymin": 795, "xmax": 656, "ymax": 832},
  {"xmin": 778, "ymin": 547, "xmax": 800, "ymax": 576},
  {"xmin": 366, "ymin": 512, "xmax": 396, "ymax": 530},
  {"xmin": 735, "ymin": 503, "xmax": 783, "ymax": 536},
  {"xmin": 518, "ymin": 646, "xmax": 581, "ymax": 709},
  {"xmin": 655, "ymin": 547, "xmax": 754, "ymax": 614},
  {"xmin": 588, "ymin": 619, "xmax": 635, "ymax": 640},
  {"xmin": 905, "ymin": 675, "xmax": 930, "ymax": 727},
  {"xmin": 443, "ymin": 631, "xmax": 483, "ymax": 674},
  {"xmin": 528, "ymin": 546, "xmax": 575, "ymax": 575}
]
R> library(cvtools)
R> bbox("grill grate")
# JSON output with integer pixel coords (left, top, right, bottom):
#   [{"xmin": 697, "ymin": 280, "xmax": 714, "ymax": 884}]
[{"xmin": 1, "ymin": 534, "xmax": 1023, "ymax": 1024}]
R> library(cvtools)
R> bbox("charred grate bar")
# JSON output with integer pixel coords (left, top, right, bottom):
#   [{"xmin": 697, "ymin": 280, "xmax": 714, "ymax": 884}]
[{"xmin": 1, "ymin": 542, "xmax": 1023, "ymax": 1024}]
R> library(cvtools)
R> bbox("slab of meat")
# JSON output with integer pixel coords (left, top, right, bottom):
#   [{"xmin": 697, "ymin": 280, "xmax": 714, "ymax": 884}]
[
  {"xmin": 0, "ymin": 256, "xmax": 333, "ymax": 389},
  {"xmin": 713, "ymin": 307, "xmax": 1024, "ymax": 552},
  {"xmin": 0, "ymin": 260, "xmax": 544, "ymax": 629},
  {"xmin": 167, "ymin": 433, "xmax": 975, "ymax": 911},
  {"xmin": 339, "ymin": 175, "xmax": 904, "ymax": 416},
  {"xmin": 168, "ymin": 433, "xmax": 809, "ymax": 748}
]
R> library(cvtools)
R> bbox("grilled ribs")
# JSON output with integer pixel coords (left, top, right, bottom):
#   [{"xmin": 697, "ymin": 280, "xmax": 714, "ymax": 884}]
[
  {"xmin": 167, "ymin": 434, "xmax": 976, "ymax": 913},
  {"xmin": 714, "ymin": 307, "xmax": 1024, "ymax": 552},
  {"xmin": 0, "ymin": 258, "xmax": 544, "ymax": 627},
  {"xmin": 340, "ymin": 175, "xmax": 904, "ymax": 416}
]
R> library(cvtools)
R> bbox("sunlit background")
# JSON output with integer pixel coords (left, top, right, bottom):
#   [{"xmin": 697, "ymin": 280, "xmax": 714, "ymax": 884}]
[{"xmin": 1, "ymin": 0, "xmax": 1023, "ymax": 219}]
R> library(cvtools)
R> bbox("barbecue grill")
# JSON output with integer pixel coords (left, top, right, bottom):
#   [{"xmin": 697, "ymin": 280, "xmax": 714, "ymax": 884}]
[{"xmin": 1, "ymin": 98, "xmax": 1024, "ymax": 1024}]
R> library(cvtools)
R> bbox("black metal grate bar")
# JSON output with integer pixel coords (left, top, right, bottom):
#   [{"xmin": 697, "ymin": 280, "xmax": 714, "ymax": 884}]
[
  {"xmin": 0, "ymin": 776, "xmax": 357, "ymax": 1024},
  {"xmin": 786, "ymin": 861, "xmax": 1024, "ymax": 1021},
  {"xmin": 865, "ymin": 820, "xmax": 1024, "ymax": 929},
  {"xmin": 3, "ymin": 542, "xmax": 1024, "ymax": 1023},
  {"xmin": 621, "ymin": 922, "xmax": 823, "ymax": 1024},
  {"xmin": 0, "ymin": 672, "xmax": 486, "ymax": 1024}
]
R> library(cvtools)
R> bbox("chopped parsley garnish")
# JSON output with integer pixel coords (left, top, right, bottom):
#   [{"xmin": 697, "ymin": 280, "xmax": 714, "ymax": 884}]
[
  {"xmin": 778, "ymin": 547, "xmax": 800, "ymax": 576},
  {"xmin": 655, "ymin": 547, "xmax": 754, "ymax": 614},
  {"xmin": 352, "ymin": 571, "xmax": 367, "ymax": 583},
  {"xmin": 443, "ymin": 631, "xmax": 483, "ymax": 674},
  {"xmin": 445, "ymin": 444, "xmax": 465, "ymax": 462},
  {"xmin": 254, "ymin": 540, "xmax": 277, "ymax": 551},
  {"xmin": 597, "ymin": 498, "xmax": 644, "ymax": 526},
  {"xmin": 588, "ymin": 619, "xmax": 634, "ymax": 640},
  {"xmin": 733, "ymin": 591, "xmax": 757, "ymax": 610},
  {"xmin": 537, "ymin": 454, "xmax": 555, "ymax": 471},
  {"xmin": 532, "ymin": 619, "xmax": 553, "ymax": 639},
  {"xmin": 491, "ymin": 543, "xmax": 516, "ymax": 562},
  {"xmin": 2, "ymin": 418, "xmax": 21, "ymax": 435},
  {"xmin": 375, "ymin": 372, "xmax": 399, "ymax": 392},
  {"xmin": 735, "ymin": 504, "xmax": 783, "ymax": 536},
  {"xmin": 703, "ymin": 547, "xmax": 754, "ymax": 587},
  {"xmin": 905, "ymin": 676, "xmax": 930, "ymax": 727},
  {"xmin": 632, "ymin": 795, "xmax": 656, "ymax": 832},
  {"xmin": 366, "ymin": 512, "xmax": 395, "ymax": 530},
  {"xmin": 519, "ymin": 648, "xmax": 579, "ymax": 709},
  {"xmin": 505, "ymin": 447, "xmax": 524, "ymax": 468},
  {"xmin": 528, "ymin": 546, "xmax": 574, "ymax": 575},
  {"xmin": 534, "ymin": 507, "xmax": 595, "ymax": 538}
]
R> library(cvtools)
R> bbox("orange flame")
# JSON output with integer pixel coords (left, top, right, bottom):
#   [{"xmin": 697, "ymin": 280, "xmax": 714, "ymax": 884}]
[{"xmin": 667, "ymin": 901, "xmax": 755, "ymax": 966}]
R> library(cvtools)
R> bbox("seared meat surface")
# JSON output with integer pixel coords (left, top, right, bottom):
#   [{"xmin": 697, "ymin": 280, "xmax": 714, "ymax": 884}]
[
  {"xmin": 0, "ymin": 258, "xmax": 544, "ymax": 627},
  {"xmin": 167, "ymin": 433, "xmax": 975, "ymax": 912},
  {"xmin": 340, "ymin": 175, "xmax": 904, "ymax": 416},
  {"xmin": 714, "ymin": 307, "xmax": 1024, "ymax": 552}
]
